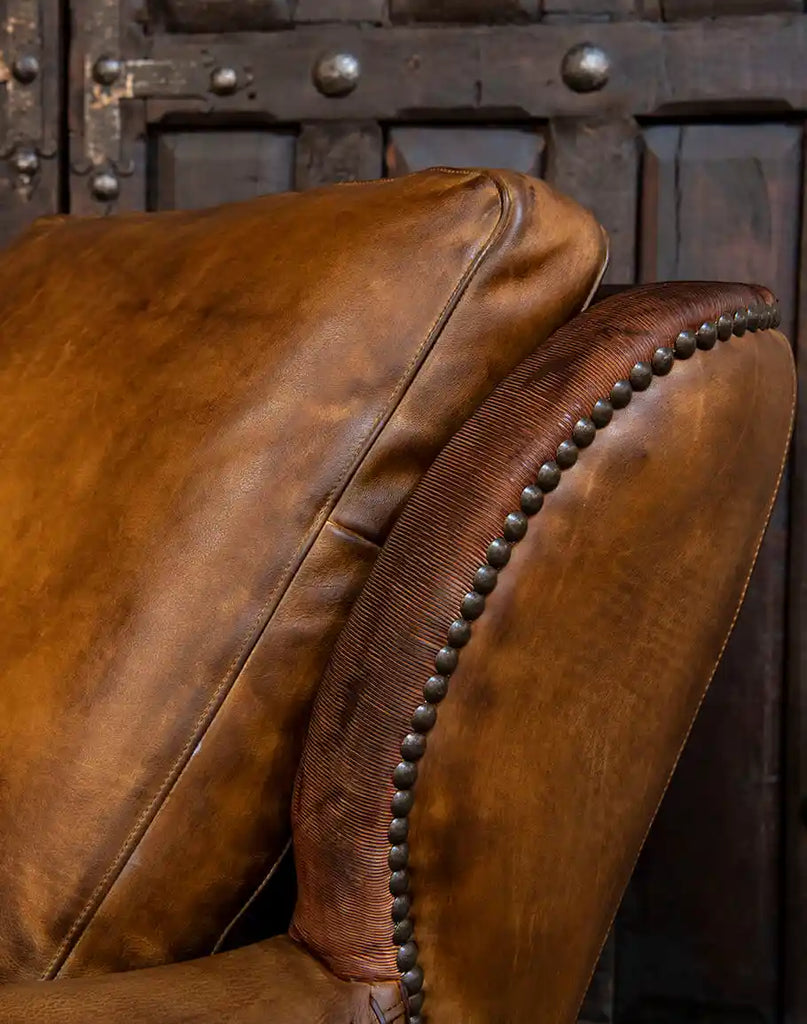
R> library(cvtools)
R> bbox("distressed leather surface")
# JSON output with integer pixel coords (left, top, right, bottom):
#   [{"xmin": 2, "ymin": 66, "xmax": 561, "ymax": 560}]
[
  {"xmin": 291, "ymin": 282, "xmax": 794, "ymax": 1022},
  {"xmin": 0, "ymin": 168, "xmax": 607, "ymax": 981}
]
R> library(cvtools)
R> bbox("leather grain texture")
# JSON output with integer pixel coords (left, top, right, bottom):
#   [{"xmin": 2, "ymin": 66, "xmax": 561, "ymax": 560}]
[
  {"xmin": 0, "ymin": 168, "xmax": 607, "ymax": 981},
  {"xmin": 0, "ymin": 936, "xmax": 405, "ymax": 1024},
  {"xmin": 291, "ymin": 282, "xmax": 795, "ymax": 1022}
]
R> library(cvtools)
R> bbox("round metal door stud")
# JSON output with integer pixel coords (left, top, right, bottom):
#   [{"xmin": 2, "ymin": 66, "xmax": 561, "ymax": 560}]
[
  {"xmin": 210, "ymin": 66, "xmax": 238, "ymax": 95},
  {"xmin": 10, "ymin": 146, "xmax": 39, "ymax": 176},
  {"xmin": 313, "ymin": 51, "xmax": 361, "ymax": 97},
  {"xmin": 561, "ymin": 43, "xmax": 611, "ymax": 93},
  {"xmin": 90, "ymin": 169, "xmax": 120, "ymax": 202},
  {"xmin": 12, "ymin": 54, "xmax": 40, "ymax": 84},
  {"xmin": 93, "ymin": 56, "xmax": 122, "ymax": 85}
]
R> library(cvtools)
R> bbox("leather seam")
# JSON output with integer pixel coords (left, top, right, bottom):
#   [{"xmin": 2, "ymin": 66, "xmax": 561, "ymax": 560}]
[{"xmin": 44, "ymin": 169, "xmax": 513, "ymax": 979}]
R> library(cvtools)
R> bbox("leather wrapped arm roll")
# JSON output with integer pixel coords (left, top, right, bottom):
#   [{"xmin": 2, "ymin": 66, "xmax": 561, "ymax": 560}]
[{"xmin": 290, "ymin": 283, "xmax": 795, "ymax": 1024}]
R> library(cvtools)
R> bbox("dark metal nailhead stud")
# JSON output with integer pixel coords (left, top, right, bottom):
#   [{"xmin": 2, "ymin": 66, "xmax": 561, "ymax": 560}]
[
  {"xmin": 401, "ymin": 733, "xmax": 426, "ymax": 761},
  {"xmin": 397, "ymin": 941, "xmax": 418, "ymax": 972},
  {"xmin": 389, "ymin": 844, "xmax": 409, "ymax": 870},
  {"xmin": 391, "ymin": 895, "xmax": 411, "ymax": 921},
  {"xmin": 434, "ymin": 646, "xmax": 458, "ymax": 674},
  {"xmin": 391, "ymin": 789, "xmax": 414, "ymax": 816},
  {"xmin": 389, "ymin": 870, "xmax": 409, "ymax": 896},
  {"xmin": 393, "ymin": 761, "xmax": 417, "ymax": 789},
  {"xmin": 461, "ymin": 591, "xmax": 485, "ymax": 619},
  {"xmin": 591, "ymin": 399, "xmax": 613, "ymax": 427},
  {"xmin": 674, "ymin": 330, "xmax": 696, "ymax": 359},
  {"xmin": 696, "ymin": 321, "xmax": 717, "ymax": 349},
  {"xmin": 759, "ymin": 307, "xmax": 772, "ymax": 331},
  {"xmin": 12, "ymin": 54, "xmax": 40, "ymax": 83},
  {"xmin": 423, "ymin": 675, "xmax": 449, "ymax": 704},
  {"xmin": 503, "ymin": 511, "xmax": 528, "ymax": 542},
  {"xmin": 93, "ymin": 55, "xmax": 122, "ymax": 85},
  {"xmin": 717, "ymin": 313, "xmax": 733, "ymax": 340},
  {"xmin": 473, "ymin": 565, "xmax": 498, "ymax": 594},
  {"xmin": 90, "ymin": 170, "xmax": 120, "ymax": 202},
  {"xmin": 486, "ymin": 537, "xmax": 511, "ymax": 568},
  {"xmin": 408, "ymin": 993, "xmax": 425, "ymax": 1014},
  {"xmin": 210, "ymin": 66, "xmax": 239, "ymax": 95},
  {"xmin": 402, "ymin": 965, "xmax": 425, "ymax": 994},
  {"xmin": 771, "ymin": 304, "xmax": 781, "ymax": 328},
  {"xmin": 610, "ymin": 380, "xmax": 632, "ymax": 408},
  {"xmin": 411, "ymin": 704, "xmax": 437, "ymax": 733},
  {"xmin": 629, "ymin": 362, "xmax": 652, "ymax": 391},
  {"xmin": 746, "ymin": 307, "xmax": 759, "ymax": 332},
  {"xmin": 393, "ymin": 918, "xmax": 413, "ymax": 944},
  {"xmin": 733, "ymin": 309, "xmax": 747, "ymax": 336},
  {"xmin": 572, "ymin": 418, "xmax": 596, "ymax": 447},
  {"xmin": 389, "ymin": 818, "xmax": 409, "ymax": 843},
  {"xmin": 556, "ymin": 439, "xmax": 579, "ymax": 469},
  {"xmin": 651, "ymin": 347, "xmax": 674, "ymax": 376},
  {"xmin": 447, "ymin": 619, "xmax": 471, "ymax": 647},
  {"xmin": 410, "ymin": 1016, "xmax": 423, "ymax": 1024},
  {"xmin": 520, "ymin": 484, "xmax": 544, "ymax": 515},
  {"xmin": 537, "ymin": 461, "xmax": 561, "ymax": 492}
]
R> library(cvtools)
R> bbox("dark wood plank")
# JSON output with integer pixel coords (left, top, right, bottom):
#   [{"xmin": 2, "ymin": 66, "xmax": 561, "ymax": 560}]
[
  {"xmin": 294, "ymin": 0, "xmax": 387, "ymax": 23},
  {"xmin": 390, "ymin": 0, "xmax": 539, "ymax": 21},
  {"xmin": 621, "ymin": 120, "xmax": 801, "ymax": 1024},
  {"xmin": 542, "ymin": 0, "xmax": 660, "ymax": 19},
  {"xmin": 662, "ymin": 0, "xmax": 801, "ymax": 18},
  {"xmin": 546, "ymin": 117, "xmax": 639, "ymax": 283},
  {"xmin": 784, "ymin": 122, "xmax": 807, "ymax": 1024},
  {"xmin": 154, "ymin": 0, "xmax": 292, "ymax": 32},
  {"xmin": 296, "ymin": 121, "xmax": 383, "ymax": 189},
  {"xmin": 386, "ymin": 125, "xmax": 544, "ymax": 176},
  {"xmin": 153, "ymin": 129, "xmax": 295, "ymax": 210}
]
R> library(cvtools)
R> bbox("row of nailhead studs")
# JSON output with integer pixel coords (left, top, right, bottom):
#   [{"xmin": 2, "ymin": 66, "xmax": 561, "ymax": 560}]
[{"xmin": 387, "ymin": 299, "xmax": 781, "ymax": 1024}]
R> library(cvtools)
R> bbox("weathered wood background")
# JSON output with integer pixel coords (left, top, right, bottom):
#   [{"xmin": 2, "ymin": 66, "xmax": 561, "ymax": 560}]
[{"xmin": 1, "ymin": 2, "xmax": 806, "ymax": 1022}]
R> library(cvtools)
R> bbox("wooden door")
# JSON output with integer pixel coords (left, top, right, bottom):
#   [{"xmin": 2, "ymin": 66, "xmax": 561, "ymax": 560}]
[{"xmin": 3, "ymin": 3, "xmax": 807, "ymax": 1022}]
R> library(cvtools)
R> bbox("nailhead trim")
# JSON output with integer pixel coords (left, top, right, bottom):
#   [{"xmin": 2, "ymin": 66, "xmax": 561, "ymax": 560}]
[{"xmin": 386, "ymin": 298, "xmax": 780, "ymax": 1022}]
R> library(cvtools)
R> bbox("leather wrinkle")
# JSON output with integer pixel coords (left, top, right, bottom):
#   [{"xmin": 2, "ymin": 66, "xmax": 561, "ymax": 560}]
[{"xmin": 43, "ymin": 170, "xmax": 511, "ymax": 980}]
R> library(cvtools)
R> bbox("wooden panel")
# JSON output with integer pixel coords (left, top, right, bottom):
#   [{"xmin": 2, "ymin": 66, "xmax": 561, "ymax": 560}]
[
  {"xmin": 386, "ymin": 125, "xmax": 544, "ymax": 176},
  {"xmin": 619, "ymin": 121, "xmax": 802, "ymax": 1024},
  {"xmin": 153, "ymin": 0, "xmax": 292, "ymax": 32},
  {"xmin": 543, "ymin": 0, "xmax": 660, "ymax": 19},
  {"xmin": 662, "ymin": 0, "xmax": 801, "ymax": 18},
  {"xmin": 152, "ymin": 130, "xmax": 295, "ymax": 211},
  {"xmin": 390, "ymin": 0, "xmax": 540, "ymax": 21},
  {"xmin": 0, "ymin": 0, "xmax": 61, "ymax": 248},
  {"xmin": 785, "ymin": 124, "xmax": 807, "ymax": 1024},
  {"xmin": 546, "ymin": 117, "xmax": 639, "ymax": 283},
  {"xmin": 296, "ymin": 121, "xmax": 383, "ymax": 188},
  {"xmin": 294, "ymin": 0, "xmax": 387, "ymax": 23}
]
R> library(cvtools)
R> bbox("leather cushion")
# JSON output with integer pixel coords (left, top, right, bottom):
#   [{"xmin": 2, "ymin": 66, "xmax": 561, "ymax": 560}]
[{"xmin": 0, "ymin": 167, "xmax": 606, "ymax": 980}]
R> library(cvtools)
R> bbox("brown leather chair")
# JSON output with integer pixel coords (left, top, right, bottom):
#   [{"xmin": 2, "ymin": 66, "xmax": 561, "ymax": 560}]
[{"xmin": 0, "ymin": 169, "xmax": 794, "ymax": 1024}]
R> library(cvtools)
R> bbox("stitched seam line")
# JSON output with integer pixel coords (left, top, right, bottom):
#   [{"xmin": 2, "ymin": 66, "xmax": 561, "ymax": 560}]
[{"xmin": 44, "ymin": 170, "xmax": 511, "ymax": 979}]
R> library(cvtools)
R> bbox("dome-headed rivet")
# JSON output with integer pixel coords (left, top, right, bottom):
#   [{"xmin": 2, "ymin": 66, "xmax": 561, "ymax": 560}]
[
  {"xmin": 537, "ymin": 461, "xmax": 562, "ymax": 492},
  {"xmin": 733, "ymin": 308, "xmax": 748, "ymax": 336},
  {"xmin": 758, "ymin": 306, "xmax": 772, "ymax": 331},
  {"xmin": 629, "ymin": 362, "xmax": 653, "ymax": 391},
  {"xmin": 12, "ymin": 54, "xmax": 40, "ymax": 83},
  {"xmin": 389, "ymin": 818, "xmax": 409, "ymax": 843},
  {"xmin": 409, "ymin": 1016, "xmax": 424, "ymax": 1024},
  {"xmin": 210, "ymin": 66, "xmax": 238, "ymax": 95},
  {"xmin": 447, "ymin": 618, "xmax": 471, "ymax": 647},
  {"xmin": 391, "ymin": 894, "xmax": 411, "ymax": 921},
  {"xmin": 389, "ymin": 869, "xmax": 409, "ymax": 896},
  {"xmin": 696, "ymin": 321, "xmax": 717, "ymax": 349},
  {"xmin": 561, "ymin": 42, "xmax": 611, "ymax": 93},
  {"xmin": 434, "ymin": 645, "xmax": 458, "ymax": 674},
  {"xmin": 393, "ymin": 918, "xmax": 413, "ymax": 944},
  {"xmin": 313, "ymin": 50, "xmax": 361, "ymax": 97},
  {"xmin": 572, "ymin": 418, "xmax": 596, "ymax": 447},
  {"xmin": 401, "ymin": 733, "xmax": 426, "ymax": 761},
  {"xmin": 473, "ymin": 564, "xmax": 498, "ymax": 594},
  {"xmin": 503, "ymin": 510, "xmax": 528, "ymax": 542},
  {"xmin": 651, "ymin": 346, "xmax": 674, "ymax": 376},
  {"xmin": 10, "ymin": 146, "xmax": 39, "ymax": 176},
  {"xmin": 520, "ymin": 483, "xmax": 544, "ymax": 515},
  {"xmin": 393, "ymin": 761, "xmax": 417, "ymax": 789},
  {"xmin": 486, "ymin": 537, "xmax": 511, "ymax": 568},
  {"xmin": 391, "ymin": 789, "xmax": 415, "ymax": 815},
  {"xmin": 460, "ymin": 591, "xmax": 485, "ymax": 620},
  {"xmin": 408, "ymin": 993, "xmax": 425, "ymax": 1014},
  {"xmin": 402, "ymin": 964, "xmax": 425, "ymax": 994},
  {"xmin": 717, "ymin": 312, "xmax": 733, "ymax": 340},
  {"xmin": 397, "ymin": 941, "xmax": 419, "ymax": 972},
  {"xmin": 610, "ymin": 379, "xmax": 632, "ymax": 408},
  {"xmin": 673, "ymin": 330, "xmax": 697, "ymax": 359},
  {"xmin": 423, "ymin": 675, "xmax": 449, "ymax": 704},
  {"xmin": 746, "ymin": 307, "xmax": 760, "ymax": 332},
  {"xmin": 389, "ymin": 844, "xmax": 409, "ymax": 870},
  {"xmin": 93, "ymin": 55, "xmax": 122, "ymax": 85},
  {"xmin": 591, "ymin": 398, "xmax": 614, "ymax": 427},
  {"xmin": 556, "ymin": 439, "xmax": 579, "ymax": 469},
  {"xmin": 411, "ymin": 704, "xmax": 437, "ymax": 734},
  {"xmin": 90, "ymin": 169, "xmax": 120, "ymax": 201},
  {"xmin": 770, "ymin": 303, "xmax": 781, "ymax": 329}
]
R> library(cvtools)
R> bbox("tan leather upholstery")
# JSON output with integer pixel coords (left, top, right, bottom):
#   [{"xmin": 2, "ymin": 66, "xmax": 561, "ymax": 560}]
[
  {"xmin": 291, "ymin": 283, "xmax": 794, "ymax": 1023},
  {"xmin": 0, "ymin": 169, "xmax": 607, "ymax": 981}
]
